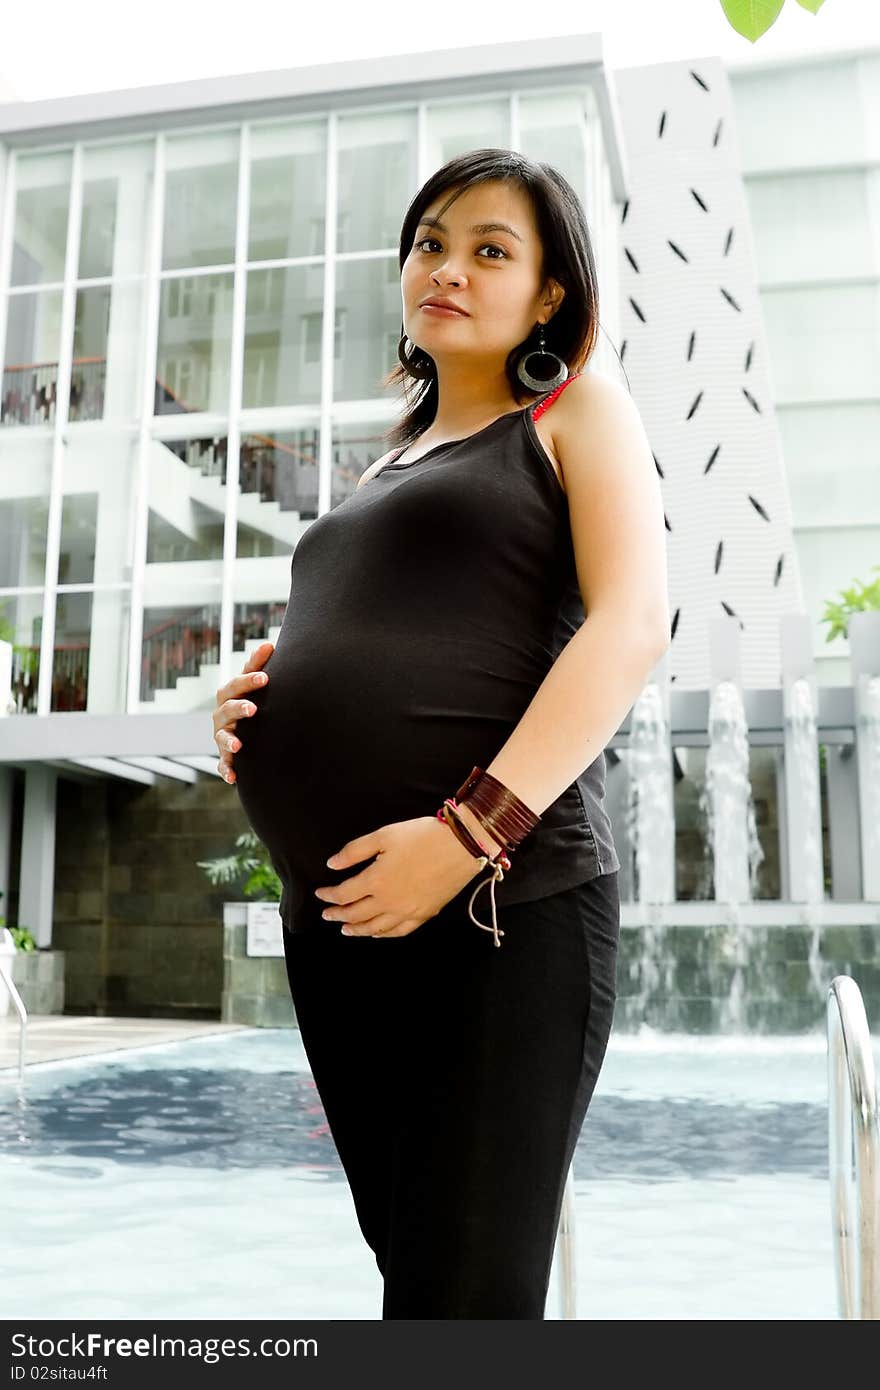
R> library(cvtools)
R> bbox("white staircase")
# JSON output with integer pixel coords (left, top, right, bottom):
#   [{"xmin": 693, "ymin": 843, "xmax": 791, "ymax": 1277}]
[
  {"xmin": 148, "ymin": 438, "xmax": 304, "ymax": 551},
  {"xmin": 189, "ymin": 469, "xmax": 302, "ymax": 549},
  {"xmin": 142, "ymin": 625, "xmax": 282, "ymax": 713}
]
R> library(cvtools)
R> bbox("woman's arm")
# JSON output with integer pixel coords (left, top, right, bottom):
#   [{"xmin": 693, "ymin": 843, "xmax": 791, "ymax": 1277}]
[{"xmin": 482, "ymin": 370, "xmax": 670, "ymax": 818}]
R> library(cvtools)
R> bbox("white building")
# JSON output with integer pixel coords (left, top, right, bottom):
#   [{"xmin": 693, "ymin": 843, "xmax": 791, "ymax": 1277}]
[{"xmin": 728, "ymin": 47, "xmax": 880, "ymax": 688}]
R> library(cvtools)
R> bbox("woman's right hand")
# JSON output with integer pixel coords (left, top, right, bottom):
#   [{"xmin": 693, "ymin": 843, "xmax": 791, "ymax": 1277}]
[{"xmin": 212, "ymin": 641, "xmax": 274, "ymax": 784}]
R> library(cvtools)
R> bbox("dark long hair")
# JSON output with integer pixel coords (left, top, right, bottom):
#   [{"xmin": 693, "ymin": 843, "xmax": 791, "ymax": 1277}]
[{"xmin": 379, "ymin": 148, "xmax": 603, "ymax": 453}]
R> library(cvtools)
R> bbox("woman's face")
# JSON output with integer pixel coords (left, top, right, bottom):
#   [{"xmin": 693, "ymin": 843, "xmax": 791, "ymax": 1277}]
[{"xmin": 400, "ymin": 179, "xmax": 560, "ymax": 370}]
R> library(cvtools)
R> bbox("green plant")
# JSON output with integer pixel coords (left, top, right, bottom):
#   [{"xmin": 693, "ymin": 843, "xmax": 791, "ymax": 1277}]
[
  {"xmin": 720, "ymin": 0, "xmax": 826, "ymax": 43},
  {"xmin": 7, "ymin": 925, "xmax": 37, "ymax": 951},
  {"xmin": 197, "ymin": 830, "xmax": 282, "ymax": 901},
  {"xmin": 0, "ymin": 603, "xmax": 39, "ymax": 677},
  {"xmin": 0, "ymin": 899, "xmax": 37, "ymax": 952},
  {"xmin": 819, "ymin": 564, "xmax": 880, "ymax": 644}
]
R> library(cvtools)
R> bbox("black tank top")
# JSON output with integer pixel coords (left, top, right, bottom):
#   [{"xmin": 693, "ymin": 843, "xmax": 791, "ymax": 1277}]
[{"xmin": 232, "ymin": 373, "xmax": 620, "ymax": 935}]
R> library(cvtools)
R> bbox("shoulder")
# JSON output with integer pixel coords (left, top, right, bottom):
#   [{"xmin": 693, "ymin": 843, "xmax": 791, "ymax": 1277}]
[
  {"xmin": 549, "ymin": 368, "xmax": 652, "ymax": 486},
  {"xmin": 550, "ymin": 369, "xmax": 641, "ymax": 446}
]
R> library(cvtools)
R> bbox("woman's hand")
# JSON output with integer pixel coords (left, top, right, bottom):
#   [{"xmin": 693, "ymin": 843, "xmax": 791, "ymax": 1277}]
[
  {"xmin": 211, "ymin": 641, "xmax": 274, "ymax": 784},
  {"xmin": 313, "ymin": 815, "xmax": 492, "ymax": 938}
]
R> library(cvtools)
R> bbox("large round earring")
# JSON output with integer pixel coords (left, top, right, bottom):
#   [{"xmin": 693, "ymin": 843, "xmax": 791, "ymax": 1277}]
[
  {"xmin": 398, "ymin": 331, "xmax": 434, "ymax": 381},
  {"xmin": 515, "ymin": 322, "xmax": 569, "ymax": 392}
]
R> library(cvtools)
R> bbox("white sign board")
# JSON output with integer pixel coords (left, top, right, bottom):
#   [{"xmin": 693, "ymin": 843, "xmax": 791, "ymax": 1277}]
[{"xmin": 246, "ymin": 901, "xmax": 284, "ymax": 957}]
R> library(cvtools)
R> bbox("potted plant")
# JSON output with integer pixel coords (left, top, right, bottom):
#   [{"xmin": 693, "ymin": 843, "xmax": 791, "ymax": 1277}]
[
  {"xmin": 197, "ymin": 833, "xmax": 292, "ymax": 1028},
  {"xmin": 0, "ymin": 889, "xmax": 63, "ymax": 1015}
]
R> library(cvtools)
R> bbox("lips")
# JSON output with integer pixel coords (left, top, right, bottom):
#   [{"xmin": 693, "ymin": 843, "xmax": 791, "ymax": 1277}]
[{"xmin": 419, "ymin": 299, "xmax": 468, "ymax": 316}]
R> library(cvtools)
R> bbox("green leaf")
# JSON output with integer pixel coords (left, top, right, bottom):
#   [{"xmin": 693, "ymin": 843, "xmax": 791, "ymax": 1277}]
[
  {"xmin": 795, "ymin": 0, "xmax": 825, "ymax": 12},
  {"xmin": 818, "ymin": 563, "xmax": 880, "ymax": 643},
  {"xmin": 196, "ymin": 827, "xmax": 281, "ymax": 901},
  {"xmin": 719, "ymin": 0, "xmax": 786, "ymax": 41},
  {"xmin": 8, "ymin": 925, "xmax": 37, "ymax": 951}
]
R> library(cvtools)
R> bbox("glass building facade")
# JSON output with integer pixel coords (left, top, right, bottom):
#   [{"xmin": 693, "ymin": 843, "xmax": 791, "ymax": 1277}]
[
  {"xmin": 0, "ymin": 67, "xmax": 623, "ymax": 723},
  {"xmin": 728, "ymin": 52, "xmax": 880, "ymax": 688}
]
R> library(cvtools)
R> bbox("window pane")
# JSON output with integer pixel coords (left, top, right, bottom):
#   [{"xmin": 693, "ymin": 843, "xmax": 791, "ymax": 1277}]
[
  {"xmin": 0, "ymin": 590, "xmax": 42, "ymax": 715},
  {"xmin": 333, "ymin": 257, "xmax": 400, "ymax": 401},
  {"xmin": 155, "ymin": 272, "xmax": 234, "ymax": 415},
  {"xmin": 1, "ymin": 289, "xmax": 64, "ymax": 427},
  {"xmin": 10, "ymin": 150, "xmax": 72, "ymax": 287},
  {"xmin": 232, "ymin": 597, "xmax": 286, "ymax": 650},
  {"xmin": 248, "ymin": 119, "xmax": 326, "ymax": 262},
  {"xmin": 242, "ymin": 265, "xmax": 324, "ymax": 408},
  {"xmin": 332, "ymin": 420, "xmax": 392, "ymax": 509},
  {"xmin": 518, "ymin": 91, "xmax": 587, "ymax": 205},
  {"xmin": 336, "ymin": 110, "xmax": 416, "ymax": 252},
  {"xmin": 146, "ymin": 435, "xmax": 228, "ymax": 565},
  {"xmin": 0, "ymin": 434, "xmax": 52, "ymax": 585},
  {"xmin": 140, "ymin": 598, "xmax": 221, "ymax": 709},
  {"xmin": 744, "ymin": 169, "xmax": 875, "ymax": 286},
  {"xmin": 779, "ymin": 401, "xmax": 880, "ymax": 526},
  {"xmin": 425, "ymin": 100, "xmax": 509, "ymax": 167},
  {"xmin": 731, "ymin": 61, "xmax": 864, "ymax": 175},
  {"xmin": 71, "ymin": 281, "xmax": 145, "ymax": 422},
  {"xmin": 231, "ymin": 598, "xmax": 289, "ymax": 668},
  {"xmin": 60, "ymin": 434, "xmax": 138, "ymax": 586},
  {"xmin": 162, "ymin": 131, "xmax": 239, "ymax": 271},
  {"xmin": 79, "ymin": 141, "xmax": 154, "ymax": 280},
  {"xmin": 52, "ymin": 587, "xmax": 131, "ymax": 714},
  {"xmin": 763, "ymin": 283, "xmax": 880, "ymax": 402},
  {"xmin": 237, "ymin": 427, "xmax": 319, "ymax": 548}
]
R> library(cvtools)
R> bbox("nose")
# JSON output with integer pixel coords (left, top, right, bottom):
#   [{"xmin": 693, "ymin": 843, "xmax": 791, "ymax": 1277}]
[{"xmin": 429, "ymin": 258, "xmax": 464, "ymax": 286}]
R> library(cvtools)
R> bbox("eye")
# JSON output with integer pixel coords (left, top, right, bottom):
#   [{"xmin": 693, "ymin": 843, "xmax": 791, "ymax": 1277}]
[{"xmin": 414, "ymin": 236, "xmax": 508, "ymax": 260}]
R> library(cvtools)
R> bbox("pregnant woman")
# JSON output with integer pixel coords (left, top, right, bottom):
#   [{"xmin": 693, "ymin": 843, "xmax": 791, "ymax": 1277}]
[{"xmin": 212, "ymin": 148, "xmax": 669, "ymax": 1319}]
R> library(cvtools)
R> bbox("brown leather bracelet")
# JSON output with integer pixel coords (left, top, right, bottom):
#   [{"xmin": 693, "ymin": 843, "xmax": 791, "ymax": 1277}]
[{"xmin": 454, "ymin": 766, "xmax": 540, "ymax": 850}]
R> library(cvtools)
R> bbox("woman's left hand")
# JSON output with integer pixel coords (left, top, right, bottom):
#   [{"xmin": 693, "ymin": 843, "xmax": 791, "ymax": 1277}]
[{"xmin": 314, "ymin": 815, "xmax": 489, "ymax": 938}]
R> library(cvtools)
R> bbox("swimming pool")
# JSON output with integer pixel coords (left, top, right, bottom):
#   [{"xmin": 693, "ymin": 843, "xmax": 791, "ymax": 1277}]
[{"xmin": 2, "ymin": 1027, "xmax": 871, "ymax": 1320}]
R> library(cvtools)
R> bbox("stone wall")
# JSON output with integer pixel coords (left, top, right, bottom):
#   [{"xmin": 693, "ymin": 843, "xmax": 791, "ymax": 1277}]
[
  {"xmin": 221, "ymin": 906, "xmax": 295, "ymax": 1028},
  {"xmin": 53, "ymin": 773, "xmax": 250, "ymax": 1018},
  {"xmin": 4, "ymin": 948, "xmax": 65, "ymax": 1013}
]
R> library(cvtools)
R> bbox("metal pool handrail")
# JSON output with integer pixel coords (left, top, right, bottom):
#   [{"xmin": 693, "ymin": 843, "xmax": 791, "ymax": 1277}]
[
  {"xmin": 827, "ymin": 975, "xmax": 880, "ymax": 1319},
  {"xmin": 556, "ymin": 1164, "xmax": 577, "ymax": 1319}
]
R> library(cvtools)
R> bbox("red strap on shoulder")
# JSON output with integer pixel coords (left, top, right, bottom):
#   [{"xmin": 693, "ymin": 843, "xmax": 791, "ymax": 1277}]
[{"xmin": 531, "ymin": 372, "xmax": 582, "ymax": 420}]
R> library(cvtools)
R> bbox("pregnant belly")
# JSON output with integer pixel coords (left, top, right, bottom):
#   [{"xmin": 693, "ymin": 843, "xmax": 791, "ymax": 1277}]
[{"xmin": 232, "ymin": 629, "xmax": 542, "ymax": 909}]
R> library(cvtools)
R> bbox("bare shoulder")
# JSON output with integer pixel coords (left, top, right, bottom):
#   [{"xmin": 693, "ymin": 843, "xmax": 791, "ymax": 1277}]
[
  {"xmin": 356, "ymin": 448, "xmax": 397, "ymax": 491},
  {"xmin": 551, "ymin": 368, "xmax": 642, "ymax": 447},
  {"xmin": 549, "ymin": 368, "xmax": 653, "ymax": 486}
]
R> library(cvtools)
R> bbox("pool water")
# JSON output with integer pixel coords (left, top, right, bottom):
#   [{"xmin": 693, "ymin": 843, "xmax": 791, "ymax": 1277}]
[{"xmin": 2, "ymin": 1028, "xmax": 873, "ymax": 1320}]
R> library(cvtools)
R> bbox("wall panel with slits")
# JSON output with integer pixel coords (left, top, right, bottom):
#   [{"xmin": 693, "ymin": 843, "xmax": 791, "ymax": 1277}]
[{"xmin": 611, "ymin": 57, "xmax": 804, "ymax": 690}]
